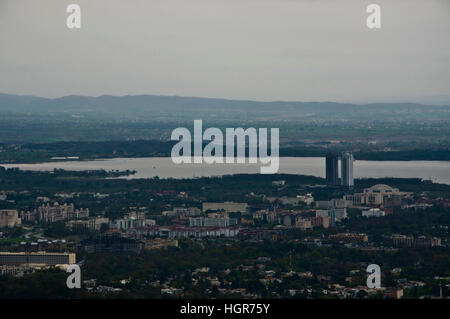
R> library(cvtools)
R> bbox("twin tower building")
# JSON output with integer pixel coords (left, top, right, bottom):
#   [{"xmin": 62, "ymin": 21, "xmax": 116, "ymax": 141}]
[{"xmin": 325, "ymin": 151, "xmax": 354, "ymax": 188}]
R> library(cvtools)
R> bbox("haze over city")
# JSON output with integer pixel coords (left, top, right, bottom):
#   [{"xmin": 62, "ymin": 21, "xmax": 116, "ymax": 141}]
[{"xmin": 1, "ymin": 0, "xmax": 449, "ymax": 104}]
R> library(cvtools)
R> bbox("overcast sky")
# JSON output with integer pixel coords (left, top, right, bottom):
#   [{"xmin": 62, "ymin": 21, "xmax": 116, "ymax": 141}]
[{"xmin": 0, "ymin": 0, "xmax": 449, "ymax": 104}]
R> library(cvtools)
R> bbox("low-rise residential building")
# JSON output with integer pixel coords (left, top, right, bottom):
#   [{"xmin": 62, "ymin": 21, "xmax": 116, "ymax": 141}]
[
  {"xmin": 202, "ymin": 202, "xmax": 248, "ymax": 214},
  {"xmin": 189, "ymin": 216, "xmax": 238, "ymax": 227},
  {"xmin": 295, "ymin": 217, "xmax": 312, "ymax": 230},
  {"xmin": 162, "ymin": 207, "xmax": 201, "ymax": 218},
  {"xmin": 109, "ymin": 214, "xmax": 155, "ymax": 231},
  {"xmin": 252, "ymin": 210, "xmax": 276, "ymax": 223},
  {"xmin": 128, "ymin": 226, "xmax": 240, "ymax": 239},
  {"xmin": 315, "ymin": 200, "xmax": 347, "ymax": 221},
  {"xmin": 315, "ymin": 209, "xmax": 337, "ymax": 226},
  {"xmin": 362, "ymin": 208, "xmax": 386, "ymax": 218},
  {"xmin": 0, "ymin": 209, "xmax": 21, "ymax": 227},
  {"xmin": 268, "ymin": 194, "xmax": 314, "ymax": 206},
  {"xmin": 0, "ymin": 252, "xmax": 76, "ymax": 266},
  {"xmin": 307, "ymin": 216, "xmax": 332, "ymax": 229},
  {"xmin": 21, "ymin": 202, "xmax": 89, "ymax": 223},
  {"xmin": 392, "ymin": 235, "xmax": 441, "ymax": 248}
]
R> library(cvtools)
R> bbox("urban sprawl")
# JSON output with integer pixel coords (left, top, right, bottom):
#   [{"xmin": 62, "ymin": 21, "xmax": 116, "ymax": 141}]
[{"xmin": 0, "ymin": 152, "xmax": 449, "ymax": 299}]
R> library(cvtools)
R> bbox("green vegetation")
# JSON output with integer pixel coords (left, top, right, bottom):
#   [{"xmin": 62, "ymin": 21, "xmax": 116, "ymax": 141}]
[{"xmin": 0, "ymin": 140, "xmax": 449, "ymax": 164}]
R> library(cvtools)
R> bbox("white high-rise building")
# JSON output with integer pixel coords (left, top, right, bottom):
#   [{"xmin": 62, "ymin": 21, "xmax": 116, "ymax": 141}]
[{"xmin": 340, "ymin": 152, "xmax": 354, "ymax": 187}]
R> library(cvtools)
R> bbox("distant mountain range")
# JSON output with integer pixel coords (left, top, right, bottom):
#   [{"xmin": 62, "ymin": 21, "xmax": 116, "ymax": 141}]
[{"xmin": 0, "ymin": 93, "xmax": 449, "ymax": 122}]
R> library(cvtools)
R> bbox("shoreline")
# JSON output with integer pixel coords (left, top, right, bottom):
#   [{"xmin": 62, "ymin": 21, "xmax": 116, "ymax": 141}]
[
  {"xmin": 2, "ymin": 157, "xmax": 449, "ymax": 185},
  {"xmin": 2, "ymin": 154, "xmax": 450, "ymax": 165}
]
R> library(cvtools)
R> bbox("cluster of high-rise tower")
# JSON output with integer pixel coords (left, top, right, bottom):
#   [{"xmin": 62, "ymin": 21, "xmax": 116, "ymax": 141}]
[{"xmin": 325, "ymin": 151, "xmax": 354, "ymax": 187}]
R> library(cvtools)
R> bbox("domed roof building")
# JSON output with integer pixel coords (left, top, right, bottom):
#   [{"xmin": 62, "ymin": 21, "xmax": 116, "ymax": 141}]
[
  {"xmin": 344, "ymin": 184, "xmax": 412, "ymax": 207},
  {"xmin": 364, "ymin": 184, "xmax": 399, "ymax": 193}
]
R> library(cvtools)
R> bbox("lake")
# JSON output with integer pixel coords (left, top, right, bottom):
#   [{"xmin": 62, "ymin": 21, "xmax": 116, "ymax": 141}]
[{"xmin": 2, "ymin": 157, "xmax": 450, "ymax": 185}]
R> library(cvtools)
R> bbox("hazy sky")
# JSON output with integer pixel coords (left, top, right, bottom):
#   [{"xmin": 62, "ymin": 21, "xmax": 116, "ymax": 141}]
[{"xmin": 1, "ymin": 0, "xmax": 449, "ymax": 104}]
